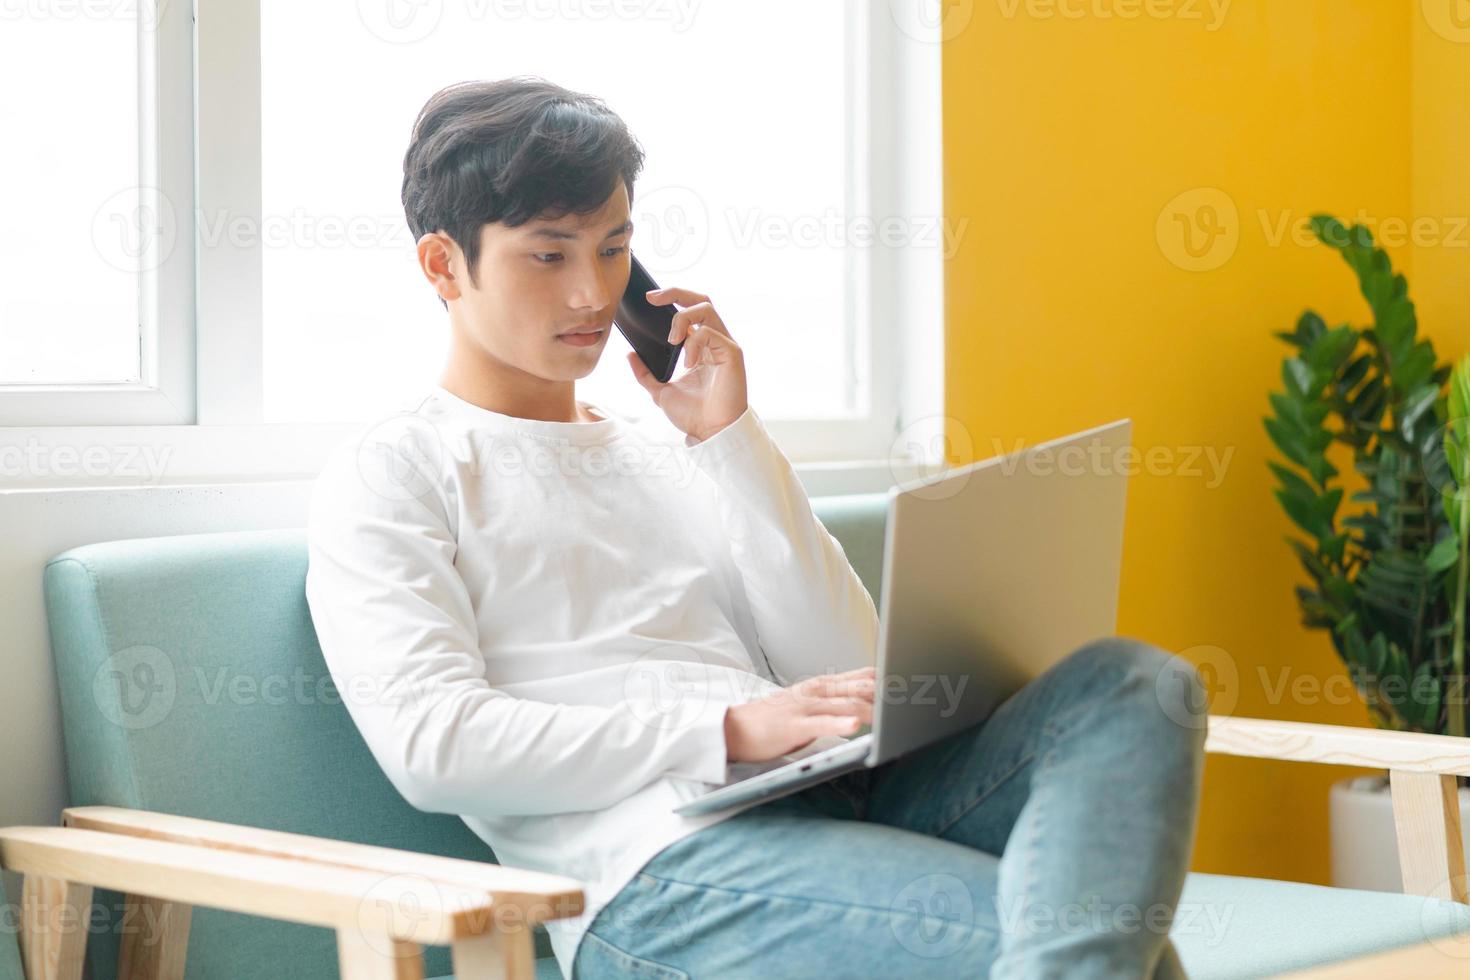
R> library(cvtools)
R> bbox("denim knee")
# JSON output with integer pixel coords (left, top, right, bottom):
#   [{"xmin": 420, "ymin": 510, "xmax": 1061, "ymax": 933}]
[{"xmin": 1063, "ymin": 635, "xmax": 1209, "ymax": 749}]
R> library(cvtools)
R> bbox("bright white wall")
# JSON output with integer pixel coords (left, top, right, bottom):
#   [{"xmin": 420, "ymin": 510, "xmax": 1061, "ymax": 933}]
[{"xmin": 0, "ymin": 482, "xmax": 314, "ymax": 831}]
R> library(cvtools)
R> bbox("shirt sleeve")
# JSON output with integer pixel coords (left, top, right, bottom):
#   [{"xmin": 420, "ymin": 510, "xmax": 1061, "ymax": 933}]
[
  {"xmin": 304, "ymin": 435, "xmax": 731, "ymax": 819},
  {"xmin": 683, "ymin": 405, "xmax": 880, "ymax": 686}
]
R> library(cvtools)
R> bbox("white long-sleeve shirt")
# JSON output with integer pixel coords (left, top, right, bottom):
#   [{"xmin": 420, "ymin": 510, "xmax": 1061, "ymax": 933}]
[{"xmin": 304, "ymin": 384, "xmax": 879, "ymax": 976}]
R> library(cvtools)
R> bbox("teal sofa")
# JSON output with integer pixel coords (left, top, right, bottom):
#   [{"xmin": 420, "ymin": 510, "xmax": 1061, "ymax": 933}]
[{"xmin": 7, "ymin": 491, "xmax": 1470, "ymax": 978}]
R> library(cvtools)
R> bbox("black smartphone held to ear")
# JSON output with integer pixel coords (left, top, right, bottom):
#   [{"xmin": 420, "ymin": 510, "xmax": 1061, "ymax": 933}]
[{"xmin": 615, "ymin": 253, "xmax": 683, "ymax": 383}]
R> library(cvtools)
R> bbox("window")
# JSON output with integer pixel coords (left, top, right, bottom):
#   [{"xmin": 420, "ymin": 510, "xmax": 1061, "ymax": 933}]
[
  {"xmin": 0, "ymin": 11, "xmax": 140, "ymax": 385},
  {"xmin": 259, "ymin": 2, "xmax": 857, "ymax": 426},
  {"xmin": 2, "ymin": 0, "xmax": 942, "ymax": 474},
  {"xmin": 0, "ymin": 0, "xmax": 195, "ymax": 427}
]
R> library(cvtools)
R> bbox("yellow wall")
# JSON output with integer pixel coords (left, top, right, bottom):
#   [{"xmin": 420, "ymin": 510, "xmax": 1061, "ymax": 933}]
[
  {"xmin": 941, "ymin": 0, "xmax": 1465, "ymax": 883},
  {"xmin": 1414, "ymin": 9, "xmax": 1470, "ymax": 340}
]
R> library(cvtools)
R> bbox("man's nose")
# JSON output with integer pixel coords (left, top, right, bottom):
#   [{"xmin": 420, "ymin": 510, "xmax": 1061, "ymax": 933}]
[{"xmin": 567, "ymin": 261, "xmax": 613, "ymax": 311}]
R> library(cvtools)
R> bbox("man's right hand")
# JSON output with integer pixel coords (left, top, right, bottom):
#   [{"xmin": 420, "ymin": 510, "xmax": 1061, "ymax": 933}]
[{"xmin": 723, "ymin": 666, "xmax": 876, "ymax": 763}]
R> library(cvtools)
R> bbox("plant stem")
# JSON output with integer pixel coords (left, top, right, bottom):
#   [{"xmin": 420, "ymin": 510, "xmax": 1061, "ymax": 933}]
[{"xmin": 1453, "ymin": 489, "xmax": 1469, "ymax": 738}]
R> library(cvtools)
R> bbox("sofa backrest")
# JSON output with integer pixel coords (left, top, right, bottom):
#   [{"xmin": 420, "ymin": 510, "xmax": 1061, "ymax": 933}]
[{"xmin": 40, "ymin": 492, "xmax": 889, "ymax": 980}]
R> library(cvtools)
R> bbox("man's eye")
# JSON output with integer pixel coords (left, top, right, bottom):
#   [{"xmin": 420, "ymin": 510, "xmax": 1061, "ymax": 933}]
[
  {"xmin": 602, "ymin": 245, "xmax": 628, "ymax": 257},
  {"xmin": 534, "ymin": 253, "xmax": 563, "ymax": 263}
]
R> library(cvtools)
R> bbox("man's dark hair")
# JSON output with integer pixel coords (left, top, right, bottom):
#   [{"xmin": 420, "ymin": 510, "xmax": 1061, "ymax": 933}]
[{"xmin": 402, "ymin": 76, "xmax": 646, "ymax": 309}]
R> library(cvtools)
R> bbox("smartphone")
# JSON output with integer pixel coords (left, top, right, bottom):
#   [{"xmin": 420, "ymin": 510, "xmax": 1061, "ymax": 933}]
[{"xmin": 615, "ymin": 253, "xmax": 684, "ymax": 383}]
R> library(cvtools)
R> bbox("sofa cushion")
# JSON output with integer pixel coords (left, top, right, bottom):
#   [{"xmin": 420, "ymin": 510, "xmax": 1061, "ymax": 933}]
[
  {"xmin": 42, "ymin": 528, "xmax": 519, "ymax": 979},
  {"xmin": 811, "ymin": 492, "xmax": 889, "ymax": 603},
  {"xmin": 1175, "ymin": 871, "xmax": 1470, "ymax": 978},
  {"xmin": 0, "ymin": 901, "xmax": 20, "ymax": 980}
]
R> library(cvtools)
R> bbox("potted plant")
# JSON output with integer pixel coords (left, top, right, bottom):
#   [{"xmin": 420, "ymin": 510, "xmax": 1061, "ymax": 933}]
[{"xmin": 1265, "ymin": 214, "xmax": 1470, "ymax": 892}]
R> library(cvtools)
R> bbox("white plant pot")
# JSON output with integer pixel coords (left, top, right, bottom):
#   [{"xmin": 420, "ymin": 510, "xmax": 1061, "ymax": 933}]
[{"xmin": 1330, "ymin": 774, "xmax": 1470, "ymax": 893}]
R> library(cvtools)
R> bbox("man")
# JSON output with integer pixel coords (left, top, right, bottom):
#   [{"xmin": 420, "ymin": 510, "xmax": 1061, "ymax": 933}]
[{"xmin": 304, "ymin": 75, "xmax": 1208, "ymax": 979}]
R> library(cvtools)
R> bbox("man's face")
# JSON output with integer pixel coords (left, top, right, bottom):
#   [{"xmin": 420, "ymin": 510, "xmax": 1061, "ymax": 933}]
[{"xmin": 456, "ymin": 181, "xmax": 632, "ymax": 382}]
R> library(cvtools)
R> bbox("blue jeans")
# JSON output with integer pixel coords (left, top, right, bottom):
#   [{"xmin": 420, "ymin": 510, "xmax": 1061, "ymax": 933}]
[{"xmin": 571, "ymin": 635, "xmax": 1209, "ymax": 979}]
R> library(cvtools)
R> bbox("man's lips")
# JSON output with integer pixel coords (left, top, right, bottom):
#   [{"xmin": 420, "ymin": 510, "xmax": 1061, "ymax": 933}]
[
  {"xmin": 556, "ymin": 325, "xmax": 607, "ymax": 347},
  {"xmin": 557, "ymin": 323, "xmax": 610, "ymax": 337}
]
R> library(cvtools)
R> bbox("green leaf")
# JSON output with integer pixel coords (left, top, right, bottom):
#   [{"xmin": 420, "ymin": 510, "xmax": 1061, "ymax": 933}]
[
  {"xmin": 1277, "ymin": 489, "xmax": 1327, "ymax": 538},
  {"xmin": 1312, "ymin": 487, "xmax": 1344, "ymax": 527},
  {"xmin": 1368, "ymin": 633, "xmax": 1389, "ymax": 678},
  {"xmin": 1407, "ymin": 662, "xmax": 1442, "ymax": 731},
  {"xmin": 1323, "ymin": 574, "xmax": 1355, "ymax": 606},
  {"xmin": 1283, "ymin": 358, "xmax": 1317, "ymax": 400},
  {"xmin": 1400, "ymin": 384, "xmax": 1439, "ymax": 436},
  {"xmin": 1322, "ymin": 533, "xmax": 1350, "ymax": 564},
  {"xmin": 1269, "ymin": 462, "xmax": 1317, "ymax": 503},
  {"xmin": 1425, "ymin": 533, "xmax": 1459, "ymax": 573},
  {"xmin": 1278, "ymin": 310, "xmax": 1326, "ymax": 350},
  {"xmin": 1264, "ymin": 417, "xmax": 1309, "ymax": 469},
  {"xmin": 1286, "ymin": 537, "xmax": 1330, "ymax": 582},
  {"xmin": 1395, "ymin": 343, "xmax": 1436, "ymax": 399},
  {"xmin": 1310, "ymin": 215, "xmax": 1354, "ymax": 250},
  {"xmin": 1305, "ymin": 324, "xmax": 1358, "ymax": 372}
]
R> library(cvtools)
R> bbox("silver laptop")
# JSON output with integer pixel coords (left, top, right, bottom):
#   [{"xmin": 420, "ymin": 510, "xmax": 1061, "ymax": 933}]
[{"xmin": 674, "ymin": 418, "xmax": 1132, "ymax": 817}]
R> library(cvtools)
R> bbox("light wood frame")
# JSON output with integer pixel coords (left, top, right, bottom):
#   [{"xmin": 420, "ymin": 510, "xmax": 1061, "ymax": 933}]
[
  {"xmin": 1206, "ymin": 714, "xmax": 1470, "ymax": 977},
  {"xmin": 7, "ymin": 712, "xmax": 1470, "ymax": 978},
  {"xmin": 0, "ymin": 807, "xmax": 584, "ymax": 980}
]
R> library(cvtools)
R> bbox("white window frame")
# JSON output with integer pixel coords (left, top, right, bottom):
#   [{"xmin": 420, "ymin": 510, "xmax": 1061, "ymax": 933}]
[
  {"xmin": 0, "ymin": 0, "xmax": 944, "ymax": 488},
  {"xmin": 0, "ymin": 0, "xmax": 196, "ymax": 426}
]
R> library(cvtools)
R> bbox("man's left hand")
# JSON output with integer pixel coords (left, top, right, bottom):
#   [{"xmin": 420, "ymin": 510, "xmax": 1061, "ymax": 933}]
[{"xmin": 627, "ymin": 287, "xmax": 749, "ymax": 444}]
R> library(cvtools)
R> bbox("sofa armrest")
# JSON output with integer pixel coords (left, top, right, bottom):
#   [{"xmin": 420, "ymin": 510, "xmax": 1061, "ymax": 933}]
[
  {"xmin": 1205, "ymin": 715, "xmax": 1469, "ymax": 905},
  {"xmin": 1205, "ymin": 715, "xmax": 1470, "ymax": 774},
  {"xmin": 62, "ymin": 805, "xmax": 584, "ymax": 926},
  {"xmin": 1, "ymin": 825, "xmax": 522, "ymax": 980}
]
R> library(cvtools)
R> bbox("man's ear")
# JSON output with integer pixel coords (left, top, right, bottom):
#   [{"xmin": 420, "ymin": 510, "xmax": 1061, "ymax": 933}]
[{"xmin": 417, "ymin": 231, "xmax": 463, "ymax": 302}]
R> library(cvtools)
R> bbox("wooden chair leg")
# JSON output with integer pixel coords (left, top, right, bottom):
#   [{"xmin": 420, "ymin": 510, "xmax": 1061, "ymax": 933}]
[
  {"xmin": 117, "ymin": 894, "xmax": 191, "ymax": 980},
  {"xmin": 18, "ymin": 875, "xmax": 91, "ymax": 980},
  {"xmin": 451, "ymin": 927, "xmax": 535, "ymax": 980},
  {"xmin": 335, "ymin": 928, "xmax": 425, "ymax": 980},
  {"xmin": 1389, "ymin": 769, "xmax": 1469, "ymax": 903}
]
